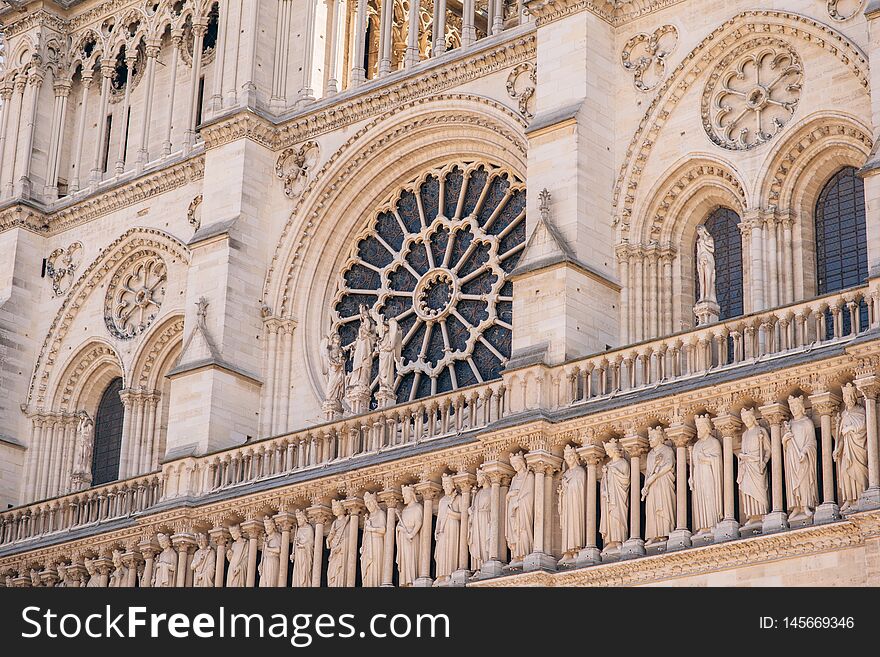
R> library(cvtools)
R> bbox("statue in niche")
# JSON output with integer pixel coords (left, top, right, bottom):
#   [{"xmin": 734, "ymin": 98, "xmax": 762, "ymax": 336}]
[
  {"xmin": 190, "ymin": 532, "xmax": 215, "ymax": 588},
  {"xmin": 326, "ymin": 499, "xmax": 350, "ymax": 588},
  {"xmin": 783, "ymin": 395, "xmax": 818, "ymax": 520},
  {"xmin": 360, "ymin": 492, "xmax": 386, "ymax": 587},
  {"xmin": 375, "ymin": 313, "xmax": 402, "ymax": 405},
  {"xmin": 153, "ymin": 533, "xmax": 177, "ymax": 588},
  {"xmin": 689, "ymin": 414, "xmax": 722, "ymax": 533},
  {"xmin": 108, "ymin": 550, "xmax": 127, "ymax": 588},
  {"xmin": 395, "ymin": 485, "xmax": 422, "ymax": 587},
  {"xmin": 468, "ymin": 469, "xmax": 491, "ymax": 570},
  {"xmin": 599, "ymin": 439, "xmax": 630, "ymax": 549},
  {"xmin": 738, "ymin": 407, "xmax": 771, "ymax": 524},
  {"xmin": 557, "ymin": 445, "xmax": 586, "ymax": 561},
  {"xmin": 30, "ymin": 568, "xmax": 41, "ymax": 588},
  {"xmin": 434, "ymin": 473, "xmax": 461, "ymax": 581},
  {"xmin": 345, "ymin": 305, "xmax": 377, "ymax": 411},
  {"xmin": 258, "ymin": 517, "xmax": 282, "ymax": 587},
  {"xmin": 642, "ymin": 426, "xmax": 676, "ymax": 542},
  {"xmin": 835, "ymin": 383, "xmax": 869, "ymax": 513},
  {"xmin": 505, "ymin": 451, "xmax": 534, "ymax": 563},
  {"xmin": 225, "ymin": 524, "xmax": 249, "ymax": 587},
  {"xmin": 72, "ymin": 411, "xmax": 95, "ymax": 486},
  {"xmin": 695, "ymin": 224, "xmax": 717, "ymax": 303},
  {"xmin": 56, "ymin": 564, "xmax": 69, "ymax": 588},
  {"xmin": 321, "ymin": 328, "xmax": 346, "ymax": 418},
  {"xmin": 290, "ymin": 509, "xmax": 314, "ymax": 588}
]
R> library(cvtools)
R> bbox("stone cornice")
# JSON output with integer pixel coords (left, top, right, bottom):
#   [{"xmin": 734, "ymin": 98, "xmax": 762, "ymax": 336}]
[
  {"xmin": 523, "ymin": 0, "xmax": 689, "ymax": 26},
  {"xmin": 0, "ymin": 156, "xmax": 205, "ymax": 237}
]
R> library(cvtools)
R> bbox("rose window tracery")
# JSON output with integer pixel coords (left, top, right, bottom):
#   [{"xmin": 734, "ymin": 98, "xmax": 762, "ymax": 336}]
[
  {"xmin": 703, "ymin": 41, "xmax": 803, "ymax": 150},
  {"xmin": 332, "ymin": 162, "xmax": 526, "ymax": 404},
  {"xmin": 104, "ymin": 253, "xmax": 167, "ymax": 339}
]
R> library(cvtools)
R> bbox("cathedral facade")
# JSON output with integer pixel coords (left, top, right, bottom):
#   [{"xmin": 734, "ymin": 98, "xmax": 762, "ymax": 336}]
[{"xmin": 0, "ymin": 0, "xmax": 879, "ymax": 588}]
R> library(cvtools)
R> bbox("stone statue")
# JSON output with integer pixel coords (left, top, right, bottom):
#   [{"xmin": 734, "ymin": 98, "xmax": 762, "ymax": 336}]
[
  {"xmin": 56, "ymin": 564, "xmax": 69, "ymax": 588},
  {"xmin": 258, "ymin": 516, "xmax": 281, "ymax": 587},
  {"xmin": 834, "ymin": 383, "xmax": 869, "ymax": 513},
  {"xmin": 599, "ymin": 439, "xmax": 630, "ymax": 549},
  {"xmin": 642, "ymin": 427, "xmax": 676, "ymax": 542},
  {"xmin": 190, "ymin": 532, "xmax": 215, "ymax": 588},
  {"xmin": 153, "ymin": 533, "xmax": 177, "ymax": 588},
  {"xmin": 72, "ymin": 411, "xmax": 95, "ymax": 484},
  {"xmin": 689, "ymin": 414, "xmax": 722, "ymax": 533},
  {"xmin": 505, "ymin": 451, "xmax": 535, "ymax": 563},
  {"xmin": 360, "ymin": 492, "xmax": 386, "ymax": 587},
  {"xmin": 321, "ymin": 328, "xmax": 346, "ymax": 417},
  {"xmin": 30, "ymin": 568, "xmax": 41, "ymax": 588},
  {"xmin": 395, "ymin": 485, "xmax": 422, "ymax": 587},
  {"xmin": 225, "ymin": 524, "xmax": 248, "ymax": 587},
  {"xmin": 326, "ymin": 499, "xmax": 350, "ymax": 588},
  {"xmin": 434, "ymin": 473, "xmax": 461, "ymax": 581},
  {"xmin": 108, "ymin": 550, "xmax": 127, "ymax": 588},
  {"xmin": 557, "ymin": 445, "xmax": 586, "ymax": 561},
  {"xmin": 375, "ymin": 313, "xmax": 402, "ymax": 404},
  {"xmin": 738, "ymin": 407, "xmax": 771, "ymax": 524},
  {"xmin": 346, "ymin": 305, "xmax": 377, "ymax": 411},
  {"xmin": 695, "ymin": 224, "xmax": 716, "ymax": 303},
  {"xmin": 468, "ymin": 469, "xmax": 491, "ymax": 570},
  {"xmin": 783, "ymin": 395, "xmax": 818, "ymax": 520},
  {"xmin": 290, "ymin": 509, "xmax": 314, "ymax": 587}
]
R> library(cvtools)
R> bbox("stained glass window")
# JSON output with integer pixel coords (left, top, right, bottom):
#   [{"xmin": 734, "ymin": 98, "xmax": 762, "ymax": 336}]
[
  {"xmin": 91, "ymin": 377, "xmax": 124, "ymax": 486},
  {"xmin": 695, "ymin": 207, "xmax": 744, "ymax": 320}
]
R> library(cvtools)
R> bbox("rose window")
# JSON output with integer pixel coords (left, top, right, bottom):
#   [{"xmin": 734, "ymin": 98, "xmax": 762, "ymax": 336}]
[
  {"xmin": 332, "ymin": 161, "xmax": 526, "ymax": 404},
  {"xmin": 703, "ymin": 42, "xmax": 802, "ymax": 150},
  {"xmin": 105, "ymin": 254, "xmax": 167, "ymax": 339}
]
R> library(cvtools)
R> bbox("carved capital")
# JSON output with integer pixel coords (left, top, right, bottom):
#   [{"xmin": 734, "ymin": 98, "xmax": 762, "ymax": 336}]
[
  {"xmin": 808, "ymin": 391, "xmax": 841, "ymax": 417},
  {"xmin": 665, "ymin": 423, "xmax": 696, "ymax": 448},
  {"xmin": 307, "ymin": 505, "xmax": 333, "ymax": 526},
  {"xmin": 523, "ymin": 450, "xmax": 562, "ymax": 475},
  {"xmin": 711, "ymin": 413, "xmax": 742, "ymax": 438},
  {"xmin": 758, "ymin": 402, "xmax": 789, "ymax": 426}
]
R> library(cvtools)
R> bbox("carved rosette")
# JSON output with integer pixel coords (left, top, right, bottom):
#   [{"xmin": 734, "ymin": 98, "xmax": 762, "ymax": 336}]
[
  {"xmin": 702, "ymin": 40, "xmax": 803, "ymax": 150},
  {"xmin": 332, "ymin": 161, "xmax": 525, "ymax": 405},
  {"xmin": 827, "ymin": 0, "xmax": 865, "ymax": 22},
  {"xmin": 621, "ymin": 25, "xmax": 678, "ymax": 92},
  {"xmin": 46, "ymin": 242, "xmax": 83, "ymax": 297},
  {"xmin": 276, "ymin": 141, "xmax": 320, "ymax": 199},
  {"xmin": 104, "ymin": 252, "xmax": 167, "ymax": 340}
]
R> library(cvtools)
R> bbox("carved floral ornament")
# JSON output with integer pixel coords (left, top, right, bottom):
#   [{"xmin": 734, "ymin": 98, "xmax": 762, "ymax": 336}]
[
  {"xmin": 620, "ymin": 24, "xmax": 678, "ymax": 92},
  {"xmin": 702, "ymin": 41, "xmax": 803, "ymax": 151},
  {"xmin": 45, "ymin": 242, "xmax": 83, "ymax": 297},
  {"xmin": 275, "ymin": 141, "xmax": 320, "ymax": 199},
  {"xmin": 104, "ymin": 252, "xmax": 168, "ymax": 340},
  {"xmin": 827, "ymin": 0, "xmax": 866, "ymax": 21},
  {"xmin": 506, "ymin": 62, "xmax": 536, "ymax": 119}
]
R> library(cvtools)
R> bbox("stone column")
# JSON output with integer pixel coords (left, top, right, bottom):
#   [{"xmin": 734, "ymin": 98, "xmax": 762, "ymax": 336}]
[
  {"xmin": 377, "ymin": 488, "xmax": 401, "ymax": 586},
  {"xmin": 324, "ymin": 0, "xmax": 341, "ymax": 94},
  {"xmin": 299, "ymin": 0, "xmax": 318, "ymax": 100},
  {"xmin": 524, "ymin": 451, "xmax": 561, "ymax": 571},
  {"xmin": 432, "ymin": 0, "xmax": 448, "ymax": 56},
  {"xmin": 350, "ymin": 0, "xmax": 368, "ymax": 85},
  {"xmin": 413, "ymin": 479, "xmax": 441, "ymax": 586},
  {"xmin": 209, "ymin": 526, "xmax": 230, "ymax": 587},
  {"xmin": 185, "ymin": 21, "xmax": 208, "ymax": 153},
  {"xmin": 163, "ymin": 31, "xmax": 183, "ymax": 156},
  {"xmin": 122, "ymin": 548, "xmax": 142, "ymax": 588},
  {"xmin": 16, "ymin": 69, "xmax": 43, "ymax": 198},
  {"xmin": 1, "ymin": 77, "xmax": 25, "ymax": 197},
  {"xmin": 451, "ymin": 472, "xmax": 475, "ymax": 584},
  {"xmin": 172, "ymin": 533, "xmax": 196, "ymax": 587},
  {"xmin": 136, "ymin": 40, "xmax": 161, "ymax": 171},
  {"xmin": 404, "ymin": 0, "xmax": 420, "ymax": 67},
  {"xmin": 620, "ymin": 433, "xmax": 648, "ymax": 559},
  {"xmin": 308, "ymin": 505, "xmax": 332, "ymax": 587},
  {"xmin": 70, "ymin": 73, "xmax": 93, "ymax": 192},
  {"xmin": 241, "ymin": 519, "xmax": 263, "ymax": 587},
  {"xmin": 744, "ymin": 214, "xmax": 766, "ymax": 312},
  {"xmin": 90, "ymin": 62, "xmax": 114, "ymax": 185},
  {"xmin": 0, "ymin": 83, "xmax": 13, "ymax": 188},
  {"xmin": 114, "ymin": 55, "xmax": 136, "ymax": 175},
  {"xmin": 138, "ymin": 537, "xmax": 160, "ymax": 587},
  {"xmin": 666, "ymin": 423, "xmax": 695, "ymax": 551},
  {"xmin": 855, "ymin": 376, "xmax": 880, "ymax": 509},
  {"xmin": 712, "ymin": 413, "xmax": 742, "ymax": 541},
  {"xmin": 378, "ymin": 0, "xmax": 394, "ymax": 75},
  {"xmin": 478, "ymin": 461, "xmax": 513, "ymax": 577},
  {"xmin": 275, "ymin": 509, "xmax": 296, "ymax": 587},
  {"xmin": 759, "ymin": 403, "xmax": 790, "ymax": 533},
  {"xmin": 576, "ymin": 443, "xmax": 604, "ymax": 565},
  {"xmin": 343, "ymin": 496, "xmax": 364, "ymax": 587},
  {"xmin": 44, "ymin": 79, "xmax": 72, "ymax": 198},
  {"xmin": 810, "ymin": 391, "xmax": 842, "ymax": 524}
]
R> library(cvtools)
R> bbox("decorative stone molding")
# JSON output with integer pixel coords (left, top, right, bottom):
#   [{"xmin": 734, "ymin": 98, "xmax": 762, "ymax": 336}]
[
  {"xmin": 827, "ymin": 0, "xmax": 865, "ymax": 22},
  {"xmin": 620, "ymin": 25, "xmax": 677, "ymax": 92},
  {"xmin": 612, "ymin": 10, "xmax": 869, "ymax": 237},
  {"xmin": 186, "ymin": 195, "xmax": 202, "ymax": 231},
  {"xmin": 45, "ymin": 242, "xmax": 83, "ymax": 297},
  {"xmin": 135, "ymin": 316, "xmax": 185, "ymax": 389},
  {"xmin": 104, "ymin": 252, "xmax": 168, "ymax": 340},
  {"xmin": 524, "ymin": 0, "xmax": 688, "ymax": 27},
  {"xmin": 275, "ymin": 141, "xmax": 320, "ymax": 199},
  {"xmin": 506, "ymin": 62, "xmax": 536, "ymax": 119},
  {"xmin": 702, "ymin": 40, "xmax": 803, "ymax": 151}
]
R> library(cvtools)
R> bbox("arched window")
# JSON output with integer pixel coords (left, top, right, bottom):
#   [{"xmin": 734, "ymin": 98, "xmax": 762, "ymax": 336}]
[
  {"xmin": 815, "ymin": 166, "xmax": 867, "ymax": 294},
  {"xmin": 91, "ymin": 377, "xmax": 124, "ymax": 486},
  {"xmin": 695, "ymin": 207, "xmax": 744, "ymax": 320}
]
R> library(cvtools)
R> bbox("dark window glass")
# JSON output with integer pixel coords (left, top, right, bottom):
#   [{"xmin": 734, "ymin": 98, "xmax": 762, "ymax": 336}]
[
  {"xmin": 816, "ymin": 167, "xmax": 868, "ymax": 336},
  {"xmin": 696, "ymin": 207, "xmax": 744, "ymax": 321},
  {"xmin": 91, "ymin": 377, "xmax": 124, "ymax": 486}
]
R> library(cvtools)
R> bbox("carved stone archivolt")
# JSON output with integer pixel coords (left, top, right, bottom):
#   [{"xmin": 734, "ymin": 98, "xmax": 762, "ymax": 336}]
[
  {"xmin": 702, "ymin": 40, "xmax": 803, "ymax": 151},
  {"xmin": 827, "ymin": 0, "xmax": 865, "ymax": 22},
  {"xmin": 331, "ymin": 160, "xmax": 525, "ymax": 405},
  {"xmin": 45, "ymin": 242, "xmax": 83, "ymax": 297},
  {"xmin": 104, "ymin": 252, "xmax": 168, "ymax": 340},
  {"xmin": 275, "ymin": 141, "xmax": 320, "ymax": 199},
  {"xmin": 506, "ymin": 62, "xmax": 536, "ymax": 119},
  {"xmin": 620, "ymin": 25, "xmax": 677, "ymax": 92}
]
